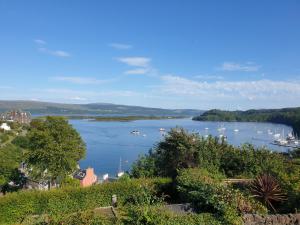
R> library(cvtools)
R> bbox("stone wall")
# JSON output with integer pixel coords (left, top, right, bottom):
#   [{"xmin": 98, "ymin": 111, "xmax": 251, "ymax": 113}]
[{"xmin": 243, "ymin": 213, "xmax": 300, "ymax": 225}]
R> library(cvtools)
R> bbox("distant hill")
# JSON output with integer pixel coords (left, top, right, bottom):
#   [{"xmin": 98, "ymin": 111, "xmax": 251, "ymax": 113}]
[
  {"xmin": 0, "ymin": 100, "xmax": 203, "ymax": 117},
  {"xmin": 193, "ymin": 107, "xmax": 300, "ymax": 136}
]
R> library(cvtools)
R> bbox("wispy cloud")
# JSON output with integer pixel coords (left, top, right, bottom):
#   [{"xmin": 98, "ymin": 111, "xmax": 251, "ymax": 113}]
[
  {"xmin": 194, "ymin": 74, "xmax": 224, "ymax": 80},
  {"xmin": 68, "ymin": 96, "xmax": 87, "ymax": 101},
  {"xmin": 38, "ymin": 48, "xmax": 71, "ymax": 58},
  {"xmin": 34, "ymin": 39, "xmax": 46, "ymax": 45},
  {"xmin": 158, "ymin": 75, "xmax": 300, "ymax": 103},
  {"xmin": 220, "ymin": 62, "xmax": 260, "ymax": 72},
  {"xmin": 52, "ymin": 76, "xmax": 113, "ymax": 84},
  {"xmin": 124, "ymin": 68, "xmax": 150, "ymax": 75},
  {"xmin": 34, "ymin": 39, "xmax": 71, "ymax": 58},
  {"xmin": 117, "ymin": 57, "xmax": 151, "ymax": 67},
  {"xmin": 109, "ymin": 43, "xmax": 132, "ymax": 50}
]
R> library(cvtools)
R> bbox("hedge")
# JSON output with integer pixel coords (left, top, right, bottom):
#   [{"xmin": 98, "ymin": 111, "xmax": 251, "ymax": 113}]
[
  {"xmin": 0, "ymin": 178, "xmax": 171, "ymax": 224},
  {"xmin": 121, "ymin": 205, "xmax": 222, "ymax": 225}
]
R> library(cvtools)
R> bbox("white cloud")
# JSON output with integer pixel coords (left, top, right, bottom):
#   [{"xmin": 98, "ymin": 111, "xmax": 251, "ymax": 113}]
[
  {"xmin": 42, "ymin": 88, "xmax": 138, "ymax": 98},
  {"xmin": 52, "ymin": 76, "xmax": 112, "ymax": 84},
  {"xmin": 109, "ymin": 43, "xmax": 132, "ymax": 50},
  {"xmin": 117, "ymin": 57, "xmax": 151, "ymax": 67},
  {"xmin": 158, "ymin": 75, "xmax": 300, "ymax": 102},
  {"xmin": 51, "ymin": 50, "xmax": 70, "ymax": 57},
  {"xmin": 194, "ymin": 74, "xmax": 224, "ymax": 80},
  {"xmin": 69, "ymin": 96, "xmax": 87, "ymax": 101},
  {"xmin": 125, "ymin": 68, "xmax": 149, "ymax": 75},
  {"xmin": 34, "ymin": 39, "xmax": 46, "ymax": 45},
  {"xmin": 38, "ymin": 48, "xmax": 71, "ymax": 58},
  {"xmin": 220, "ymin": 62, "xmax": 260, "ymax": 72}
]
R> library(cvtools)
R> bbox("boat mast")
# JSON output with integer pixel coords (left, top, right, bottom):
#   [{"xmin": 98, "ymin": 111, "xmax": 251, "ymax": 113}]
[{"xmin": 118, "ymin": 157, "xmax": 122, "ymax": 173}]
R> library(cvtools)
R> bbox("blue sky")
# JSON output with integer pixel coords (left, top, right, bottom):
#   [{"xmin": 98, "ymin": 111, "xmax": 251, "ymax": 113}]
[{"xmin": 0, "ymin": 0, "xmax": 300, "ymax": 110}]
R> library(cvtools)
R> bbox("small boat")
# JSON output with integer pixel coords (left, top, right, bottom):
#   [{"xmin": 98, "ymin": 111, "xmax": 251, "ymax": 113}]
[
  {"xmin": 103, "ymin": 173, "xmax": 109, "ymax": 181},
  {"xmin": 159, "ymin": 128, "xmax": 166, "ymax": 132},
  {"xmin": 219, "ymin": 134, "xmax": 227, "ymax": 140},
  {"xmin": 131, "ymin": 130, "xmax": 140, "ymax": 135},
  {"xmin": 274, "ymin": 133, "xmax": 280, "ymax": 139},
  {"xmin": 234, "ymin": 129, "xmax": 239, "ymax": 132},
  {"xmin": 286, "ymin": 132, "xmax": 295, "ymax": 141},
  {"xmin": 117, "ymin": 171, "xmax": 124, "ymax": 178},
  {"xmin": 204, "ymin": 127, "xmax": 209, "ymax": 130},
  {"xmin": 217, "ymin": 125, "xmax": 226, "ymax": 132}
]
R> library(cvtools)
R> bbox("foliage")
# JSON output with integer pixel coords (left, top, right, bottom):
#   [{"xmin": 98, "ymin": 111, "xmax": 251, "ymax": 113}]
[
  {"xmin": 20, "ymin": 209, "xmax": 116, "ymax": 225},
  {"xmin": 250, "ymin": 173, "xmax": 286, "ymax": 212},
  {"xmin": 131, "ymin": 154, "xmax": 157, "ymax": 178},
  {"xmin": 0, "ymin": 177, "xmax": 170, "ymax": 225},
  {"xmin": 131, "ymin": 128, "xmax": 289, "ymax": 180},
  {"xmin": 25, "ymin": 116, "xmax": 86, "ymax": 186},
  {"xmin": 121, "ymin": 205, "xmax": 222, "ymax": 225},
  {"xmin": 12, "ymin": 135, "xmax": 29, "ymax": 149},
  {"xmin": 132, "ymin": 128, "xmax": 226, "ymax": 178},
  {"xmin": 60, "ymin": 176, "xmax": 80, "ymax": 188},
  {"xmin": 0, "ymin": 144, "xmax": 22, "ymax": 188},
  {"xmin": 219, "ymin": 143, "xmax": 286, "ymax": 178},
  {"xmin": 0, "ymin": 132, "xmax": 10, "ymax": 144},
  {"xmin": 176, "ymin": 168, "xmax": 267, "ymax": 225}
]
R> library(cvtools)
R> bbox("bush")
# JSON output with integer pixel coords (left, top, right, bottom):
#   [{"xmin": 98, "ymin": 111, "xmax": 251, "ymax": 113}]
[
  {"xmin": 0, "ymin": 178, "xmax": 171, "ymax": 224},
  {"xmin": 121, "ymin": 205, "xmax": 222, "ymax": 225},
  {"xmin": 219, "ymin": 143, "xmax": 286, "ymax": 178},
  {"xmin": 176, "ymin": 168, "xmax": 267, "ymax": 225},
  {"xmin": 21, "ymin": 209, "xmax": 116, "ymax": 225}
]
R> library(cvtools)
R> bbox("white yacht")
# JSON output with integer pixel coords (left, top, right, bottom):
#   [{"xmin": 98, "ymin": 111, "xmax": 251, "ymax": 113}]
[{"xmin": 131, "ymin": 130, "xmax": 140, "ymax": 135}]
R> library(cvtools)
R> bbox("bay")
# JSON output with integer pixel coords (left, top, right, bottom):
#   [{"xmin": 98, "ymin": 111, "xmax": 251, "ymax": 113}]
[{"xmin": 69, "ymin": 118, "xmax": 292, "ymax": 177}]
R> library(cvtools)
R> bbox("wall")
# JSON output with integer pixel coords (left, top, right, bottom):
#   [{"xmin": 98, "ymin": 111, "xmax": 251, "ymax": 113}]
[{"xmin": 243, "ymin": 213, "xmax": 300, "ymax": 225}]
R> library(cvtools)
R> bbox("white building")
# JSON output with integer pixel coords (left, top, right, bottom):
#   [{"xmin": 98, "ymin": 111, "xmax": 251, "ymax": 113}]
[{"xmin": 0, "ymin": 123, "xmax": 11, "ymax": 131}]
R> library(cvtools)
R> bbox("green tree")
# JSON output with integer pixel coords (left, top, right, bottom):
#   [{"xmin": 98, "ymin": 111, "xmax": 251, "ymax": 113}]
[
  {"xmin": 25, "ymin": 116, "xmax": 86, "ymax": 188},
  {"xmin": 0, "ymin": 144, "xmax": 22, "ymax": 192}
]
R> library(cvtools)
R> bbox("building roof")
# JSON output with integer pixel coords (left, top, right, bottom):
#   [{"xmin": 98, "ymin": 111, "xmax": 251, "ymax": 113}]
[{"xmin": 73, "ymin": 169, "xmax": 86, "ymax": 180}]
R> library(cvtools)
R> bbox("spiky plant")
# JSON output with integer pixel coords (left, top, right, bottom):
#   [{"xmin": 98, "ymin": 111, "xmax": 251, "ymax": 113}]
[{"xmin": 250, "ymin": 173, "xmax": 286, "ymax": 212}]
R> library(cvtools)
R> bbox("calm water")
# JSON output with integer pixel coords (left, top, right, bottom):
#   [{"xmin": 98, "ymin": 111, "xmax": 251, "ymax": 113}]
[{"xmin": 69, "ymin": 118, "xmax": 292, "ymax": 176}]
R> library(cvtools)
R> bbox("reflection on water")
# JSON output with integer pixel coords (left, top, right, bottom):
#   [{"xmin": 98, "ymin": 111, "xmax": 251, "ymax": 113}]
[{"xmin": 69, "ymin": 118, "xmax": 292, "ymax": 176}]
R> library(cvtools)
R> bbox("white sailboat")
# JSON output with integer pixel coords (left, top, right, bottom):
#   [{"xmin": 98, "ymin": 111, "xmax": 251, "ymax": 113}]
[{"xmin": 117, "ymin": 157, "xmax": 124, "ymax": 178}]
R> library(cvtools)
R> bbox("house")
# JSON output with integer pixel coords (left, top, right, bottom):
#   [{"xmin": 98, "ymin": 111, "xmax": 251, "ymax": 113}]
[
  {"xmin": 74, "ymin": 167, "xmax": 98, "ymax": 187},
  {"xmin": 0, "ymin": 110, "xmax": 31, "ymax": 124},
  {"xmin": 0, "ymin": 123, "xmax": 11, "ymax": 131}
]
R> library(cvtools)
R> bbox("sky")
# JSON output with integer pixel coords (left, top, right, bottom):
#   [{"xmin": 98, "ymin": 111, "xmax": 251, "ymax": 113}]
[{"xmin": 0, "ymin": 0, "xmax": 300, "ymax": 110}]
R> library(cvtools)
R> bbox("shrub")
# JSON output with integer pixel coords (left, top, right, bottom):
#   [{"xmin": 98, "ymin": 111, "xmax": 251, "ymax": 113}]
[
  {"xmin": 21, "ymin": 209, "xmax": 116, "ymax": 225},
  {"xmin": 250, "ymin": 173, "xmax": 286, "ymax": 212},
  {"xmin": 176, "ymin": 168, "xmax": 267, "ymax": 225},
  {"xmin": 0, "ymin": 178, "xmax": 171, "ymax": 224},
  {"xmin": 121, "ymin": 205, "xmax": 222, "ymax": 225}
]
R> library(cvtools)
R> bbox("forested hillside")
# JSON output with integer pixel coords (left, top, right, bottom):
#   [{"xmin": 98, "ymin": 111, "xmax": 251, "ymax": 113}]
[
  {"xmin": 0, "ymin": 100, "xmax": 203, "ymax": 116},
  {"xmin": 193, "ymin": 108, "xmax": 300, "ymax": 136}
]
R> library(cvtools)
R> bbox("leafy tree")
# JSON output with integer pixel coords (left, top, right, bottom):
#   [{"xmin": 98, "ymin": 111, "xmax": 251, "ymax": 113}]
[
  {"xmin": 0, "ymin": 144, "xmax": 23, "ymax": 192},
  {"xmin": 131, "ymin": 128, "xmax": 291, "ymax": 180},
  {"xmin": 131, "ymin": 128, "xmax": 224, "ymax": 178},
  {"xmin": 25, "ymin": 116, "xmax": 86, "ymax": 188},
  {"xmin": 152, "ymin": 128, "xmax": 201, "ymax": 178}
]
